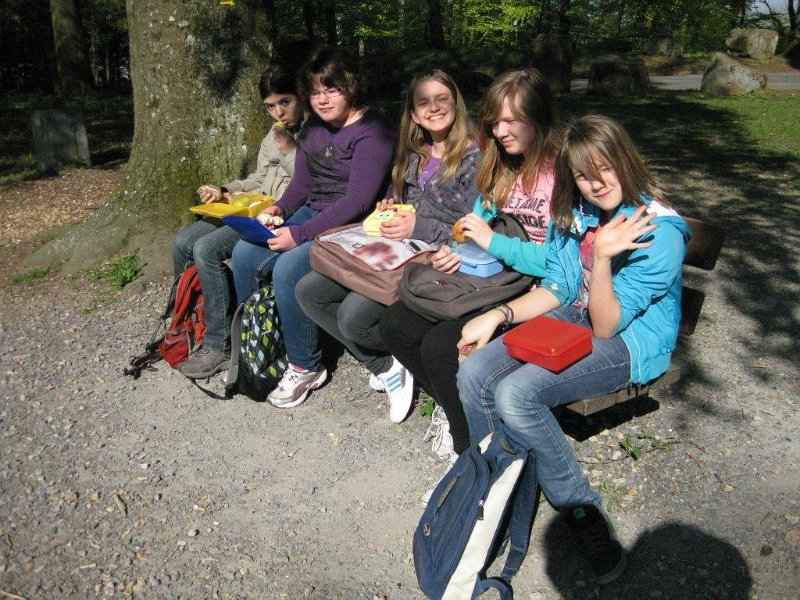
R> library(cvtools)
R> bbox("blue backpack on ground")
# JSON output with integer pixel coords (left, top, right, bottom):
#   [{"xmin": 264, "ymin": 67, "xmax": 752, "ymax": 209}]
[{"xmin": 413, "ymin": 434, "xmax": 539, "ymax": 599}]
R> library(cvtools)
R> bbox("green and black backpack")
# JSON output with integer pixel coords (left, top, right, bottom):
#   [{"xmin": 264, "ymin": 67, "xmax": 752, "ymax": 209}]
[{"xmin": 224, "ymin": 284, "xmax": 288, "ymax": 401}]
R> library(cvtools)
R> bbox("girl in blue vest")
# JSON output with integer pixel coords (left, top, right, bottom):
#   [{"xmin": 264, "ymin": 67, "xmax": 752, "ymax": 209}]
[{"xmin": 457, "ymin": 115, "xmax": 691, "ymax": 584}]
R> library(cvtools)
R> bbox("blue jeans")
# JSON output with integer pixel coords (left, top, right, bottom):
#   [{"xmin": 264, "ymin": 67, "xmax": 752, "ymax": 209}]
[
  {"xmin": 231, "ymin": 205, "xmax": 320, "ymax": 370},
  {"xmin": 172, "ymin": 220, "xmax": 240, "ymax": 351},
  {"xmin": 457, "ymin": 305, "xmax": 631, "ymax": 511}
]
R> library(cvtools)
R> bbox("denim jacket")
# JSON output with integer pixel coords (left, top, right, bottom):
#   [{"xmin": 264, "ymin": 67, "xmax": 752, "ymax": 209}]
[{"xmin": 541, "ymin": 197, "xmax": 691, "ymax": 384}]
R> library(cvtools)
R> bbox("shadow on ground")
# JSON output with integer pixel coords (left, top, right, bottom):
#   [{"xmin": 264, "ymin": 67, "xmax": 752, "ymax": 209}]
[{"xmin": 542, "ymin": 520, "xmax": 752, "ymax": 599}]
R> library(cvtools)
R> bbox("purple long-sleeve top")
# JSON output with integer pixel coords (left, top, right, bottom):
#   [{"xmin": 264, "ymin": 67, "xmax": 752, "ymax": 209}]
[{"xmin": 275, "ymin": 108, "xmax": 396, "ymax": 245}]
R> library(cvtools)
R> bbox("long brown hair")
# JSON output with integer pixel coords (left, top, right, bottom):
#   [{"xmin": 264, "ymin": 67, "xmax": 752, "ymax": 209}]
[
  {"xmin": 552, "ymin": 115, "xmax": 670, "ymax": 232},
  {"xmin": 475, "ymin": 68, "xmax": 559, "ymax": 209},
  {"xmin": 392, "ymin": 70, "xmax": 475, "ymax": 200}
]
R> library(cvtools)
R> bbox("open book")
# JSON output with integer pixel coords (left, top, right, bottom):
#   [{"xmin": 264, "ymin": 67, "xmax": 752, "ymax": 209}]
[{"xmin": 318, "ymin": 225, "xmax": 435, "ymax": 271}]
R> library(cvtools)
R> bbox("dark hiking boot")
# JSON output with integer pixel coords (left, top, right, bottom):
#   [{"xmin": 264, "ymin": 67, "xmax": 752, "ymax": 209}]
[
  {"xmin": 563, "ymin": 504, "xmax": 626, "ymax": 584},
  {"xmin": 178, "ymin": 347, "xmax": 230, "ymax": 379}
]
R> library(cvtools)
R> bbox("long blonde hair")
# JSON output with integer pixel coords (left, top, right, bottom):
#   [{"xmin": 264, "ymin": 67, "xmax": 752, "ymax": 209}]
[
  {"xmin": 392, "ymin": 70, "xmax": 475, "ymax": 200},
  {"xmin": 476, "ymin": 68, "xmax": 559, "ymax": 209},
  {"xmin": 552, "ymin": 115, "xmax": 670, "ymax": 233}
]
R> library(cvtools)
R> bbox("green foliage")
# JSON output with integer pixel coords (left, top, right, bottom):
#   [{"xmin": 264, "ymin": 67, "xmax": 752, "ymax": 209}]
[
  {"xmin": 418, "ymin": 392, "xmax": 436, "ymax": 418},
  {"xmin": 90, "ymin": 250, "xmax": 146, "ymax": 291},
  {"xmin": 11, "ymin": 266, "xmax": 52, "ymax": 285},
  {"xmin": 599, "ymin": 480, "xmax": 631, "ymax": 512},
  {"xmin": 619, "ymin": 435, "xmax": 643, "ymax": 460},
  {"xmin": 620, "ymin": 432, "xmax": 677, "ymax": 461}
]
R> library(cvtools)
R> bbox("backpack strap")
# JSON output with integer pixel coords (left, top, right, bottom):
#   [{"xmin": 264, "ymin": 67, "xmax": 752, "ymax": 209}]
[
  {"xmin": 499, "ymin": 457, "xmax": 540, "ymax": 581},
  {"xmin": 224, "ymin": 302, "xmax": 246, "ymax": 395},
  {"xmin": 474, "ymin": 577, "xmax": 514, "ymax": 599}
]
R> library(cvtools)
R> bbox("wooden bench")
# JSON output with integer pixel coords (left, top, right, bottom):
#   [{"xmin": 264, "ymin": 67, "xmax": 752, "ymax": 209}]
[{"xmin": 564, "ymin": 217, "xmax": 725, "ymax": 416}]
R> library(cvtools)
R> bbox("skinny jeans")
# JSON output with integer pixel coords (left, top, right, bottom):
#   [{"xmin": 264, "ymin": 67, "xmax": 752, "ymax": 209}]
[
  {"xmin": 379, "ymin": 301, "xmax": 471, "ymax": 454},
  {"xmin": 230, "ymin": 205, "xmax": 321, "ymax": 370},
  {"xmin": 457, "ymin": 305, "xmax": 631, "ymax": 510},
  {"xmin": 296, "ymin": 271, "xmax": 392, "ymax": 375},
  {"xmin": 172, "ymin": 220, "xmax": 240, "ymax": 352}
]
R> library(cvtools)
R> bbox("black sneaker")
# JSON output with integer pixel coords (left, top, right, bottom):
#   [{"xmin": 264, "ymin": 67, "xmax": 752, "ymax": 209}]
[
  {"xmin": 563, "ymin": 504, "xmax": 626, "ymax": 584},
  {"xmin": 178, "ymin": 347, "xmax": 230, "ymax": 379}
]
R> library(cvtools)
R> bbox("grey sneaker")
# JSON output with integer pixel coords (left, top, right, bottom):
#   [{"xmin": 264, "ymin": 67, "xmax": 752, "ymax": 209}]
[
  {"xmin": 179, "ymin": 347, "xmax": 230, "ymax": 379},
  {"xmin": 423, "ymin": 406, "xmax": 454, "ymax": 460},
  {"xmin": 267, "ymin": 364, "xmax": 327, "ymax": 409}
]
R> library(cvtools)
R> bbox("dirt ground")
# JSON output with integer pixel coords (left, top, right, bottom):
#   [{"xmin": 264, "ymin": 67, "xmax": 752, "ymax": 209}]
[{"xmin": 1, "ymin": 155, "xmax": 799, "ymax": 600}]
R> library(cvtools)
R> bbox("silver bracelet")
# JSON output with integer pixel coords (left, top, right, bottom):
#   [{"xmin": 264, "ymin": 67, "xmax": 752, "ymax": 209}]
[{"xmin": 495, "ymin": 304, "xmax": 514, "ymax": 326}]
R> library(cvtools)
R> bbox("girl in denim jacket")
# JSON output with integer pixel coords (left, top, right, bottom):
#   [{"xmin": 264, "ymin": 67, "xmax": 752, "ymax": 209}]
[{"xmin": 457, "ymin": 115, "xmax": 691, "ymax": 585}]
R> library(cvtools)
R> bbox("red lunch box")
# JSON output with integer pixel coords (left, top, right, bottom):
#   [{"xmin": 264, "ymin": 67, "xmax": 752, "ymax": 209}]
[{"xmin": 503, "ymin": 315, "xmax": 593, "ymax": 372}]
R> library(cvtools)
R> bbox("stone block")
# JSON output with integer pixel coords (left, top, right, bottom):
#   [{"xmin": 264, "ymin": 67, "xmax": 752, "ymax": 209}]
[
  {"xmin": 31, "ymin": 109, "xmax": 90, "ymax": 174},
  {"xmin": 701, "ymin": 52, "xmax": 767, "ymax": 97}
]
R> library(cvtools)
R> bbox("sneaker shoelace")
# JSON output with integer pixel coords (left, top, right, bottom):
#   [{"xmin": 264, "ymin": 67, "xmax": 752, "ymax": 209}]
[
  {"xmin": 278, "ymin": 367, "xmax": 304, "ymax": 390},
  {"xmin": 423, "ymin": 410, "xmax": 445, "ymax": 442}
]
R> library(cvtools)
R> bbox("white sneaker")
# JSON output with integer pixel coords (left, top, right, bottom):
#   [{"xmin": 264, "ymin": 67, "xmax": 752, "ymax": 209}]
[
  {"xmin": 423, "ymin": 406, "xmax": 454, "ymax": 460},
  {"xmin": 377, "ymin": 357, "xmax": 414, "ymax": 423},
  {"xmin": 368, "ymin": 372, "xmax": 385, "ymax": 392},
  {"xmin": 421, "ymin": 453, "xmax": 458, "ymax": 506},
  {"xmin": 267, "ymin": 364, "xmax": 327, "ymax": 409}
]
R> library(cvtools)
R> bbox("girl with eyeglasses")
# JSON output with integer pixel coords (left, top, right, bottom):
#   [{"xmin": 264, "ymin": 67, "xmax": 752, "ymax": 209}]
[
  {"xmin": 173, "ymin": 64, "xmax": 305, "ymax": 380},
  {"xmin": 231, "ymin": 46, "xmax": 396, "ymax": 408}
]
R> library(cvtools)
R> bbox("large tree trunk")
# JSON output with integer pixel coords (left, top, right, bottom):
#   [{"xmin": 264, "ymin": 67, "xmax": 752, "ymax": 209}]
[
  {"xmin": 325, "ymin": 0, "xmax": 337, "ymax": 45},
  {"xmin": 49, "ymin": 0, "xmax": 94, "ymax": 96},
  {"xmin": 26, "ymin": 0, "xmax": 273, "ymax": 277},
  {"xmin": 427, "ymin": 0, "xmax": 446, "ymax": 48},
  {"xmin": 789, "ymin": 0, "xmax": 798, "ymax": 43}
]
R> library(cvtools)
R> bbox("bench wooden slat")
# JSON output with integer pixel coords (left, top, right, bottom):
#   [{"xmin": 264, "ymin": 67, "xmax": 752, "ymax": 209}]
[
  {"xmin": 565, "ymin": 364, "xmax": 682, "ymax": 416},
  {"xmin": 560, "ymin": 216, "xmax": 724, "ymax": 416}
]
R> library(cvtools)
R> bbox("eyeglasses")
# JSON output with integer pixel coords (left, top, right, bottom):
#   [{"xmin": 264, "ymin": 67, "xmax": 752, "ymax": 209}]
[{"xmin": 309, "ymin": 87, "xmax": 343, "ymax": 100}]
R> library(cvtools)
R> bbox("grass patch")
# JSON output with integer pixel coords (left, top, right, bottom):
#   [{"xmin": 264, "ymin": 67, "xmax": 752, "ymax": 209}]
[
  {"xmin": 693, "ymin": 90, "xmax": 800, "ymax": 158},
  {"xmin": 90, "ymin": 249, "xmax": 146, "ymax": 291},
  {"xmin": 11, "ymin": 266, "xmax": 51, "ymax": 284},
  {"xmin": 418, "ymin": 391, "xmax": 436, "ymax": 418}
]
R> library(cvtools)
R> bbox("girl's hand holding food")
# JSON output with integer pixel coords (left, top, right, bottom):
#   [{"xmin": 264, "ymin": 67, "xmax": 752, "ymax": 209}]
[
  {"xmin": 273, "ymin": 124, "xmax": 296, "ymax": 156},
  {"xmin": 458, "ymin": 310, "xmax": 505, "ymax": 353},
  {"xmin": 197, "ymin": 184, "xmax": 223, "ymax": 204},
  {"xmin": 380, "ymin": 210, "xmax": 416, "ymax": 240},
  {"xmin": 457, "ymin": 214, "xmax": 494, "ymax": 250}
]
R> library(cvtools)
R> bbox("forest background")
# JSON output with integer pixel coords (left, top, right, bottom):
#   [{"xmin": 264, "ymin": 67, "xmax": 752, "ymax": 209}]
[{"xmin": 1, "ymin": 0, "xmax": 799, "ymax": 276}]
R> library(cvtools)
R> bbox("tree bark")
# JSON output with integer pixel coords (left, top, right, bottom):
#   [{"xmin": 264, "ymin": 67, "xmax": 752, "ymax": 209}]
[
  {"xmin": 325, "ymin": 0, "xmax": 337, "ymax": 45},
  {"xmin": 26, "ymin": 0, "xmax": 272, "ymax": 277},
  {"xmin": 49, "ymin": 0, "xmax": 94, "ymax": 96},
  {"xmin": 789, "ymin": 0, "xmax": 798, "ymax": 42},
  {"xmin": 427, "ymin": 0, "xmax": 446, "ymax": 49},
  {"xmin": 558, "ymin": 0, "xmax": 570, "ymax": 35},
  {"xmin": 302, "ymin": 0, "xmax": 316, "ymax": 40}
]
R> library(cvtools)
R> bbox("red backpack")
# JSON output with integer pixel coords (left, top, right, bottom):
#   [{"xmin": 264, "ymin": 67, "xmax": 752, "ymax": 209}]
[{"xmin": 124, "ymin": 265, "xmax": 206, "ymax": 377}]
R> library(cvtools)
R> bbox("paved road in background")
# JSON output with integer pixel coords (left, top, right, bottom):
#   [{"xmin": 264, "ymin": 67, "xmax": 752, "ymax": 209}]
[{"xmin": 571, "ymin": 71, "xmax": 800, "ymax": 91}]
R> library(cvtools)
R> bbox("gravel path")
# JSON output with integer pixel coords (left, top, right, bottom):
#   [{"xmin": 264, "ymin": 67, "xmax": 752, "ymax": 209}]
[{"xmin": 1, "ymin": 159, "xmax": 799, "ymax": 599}]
